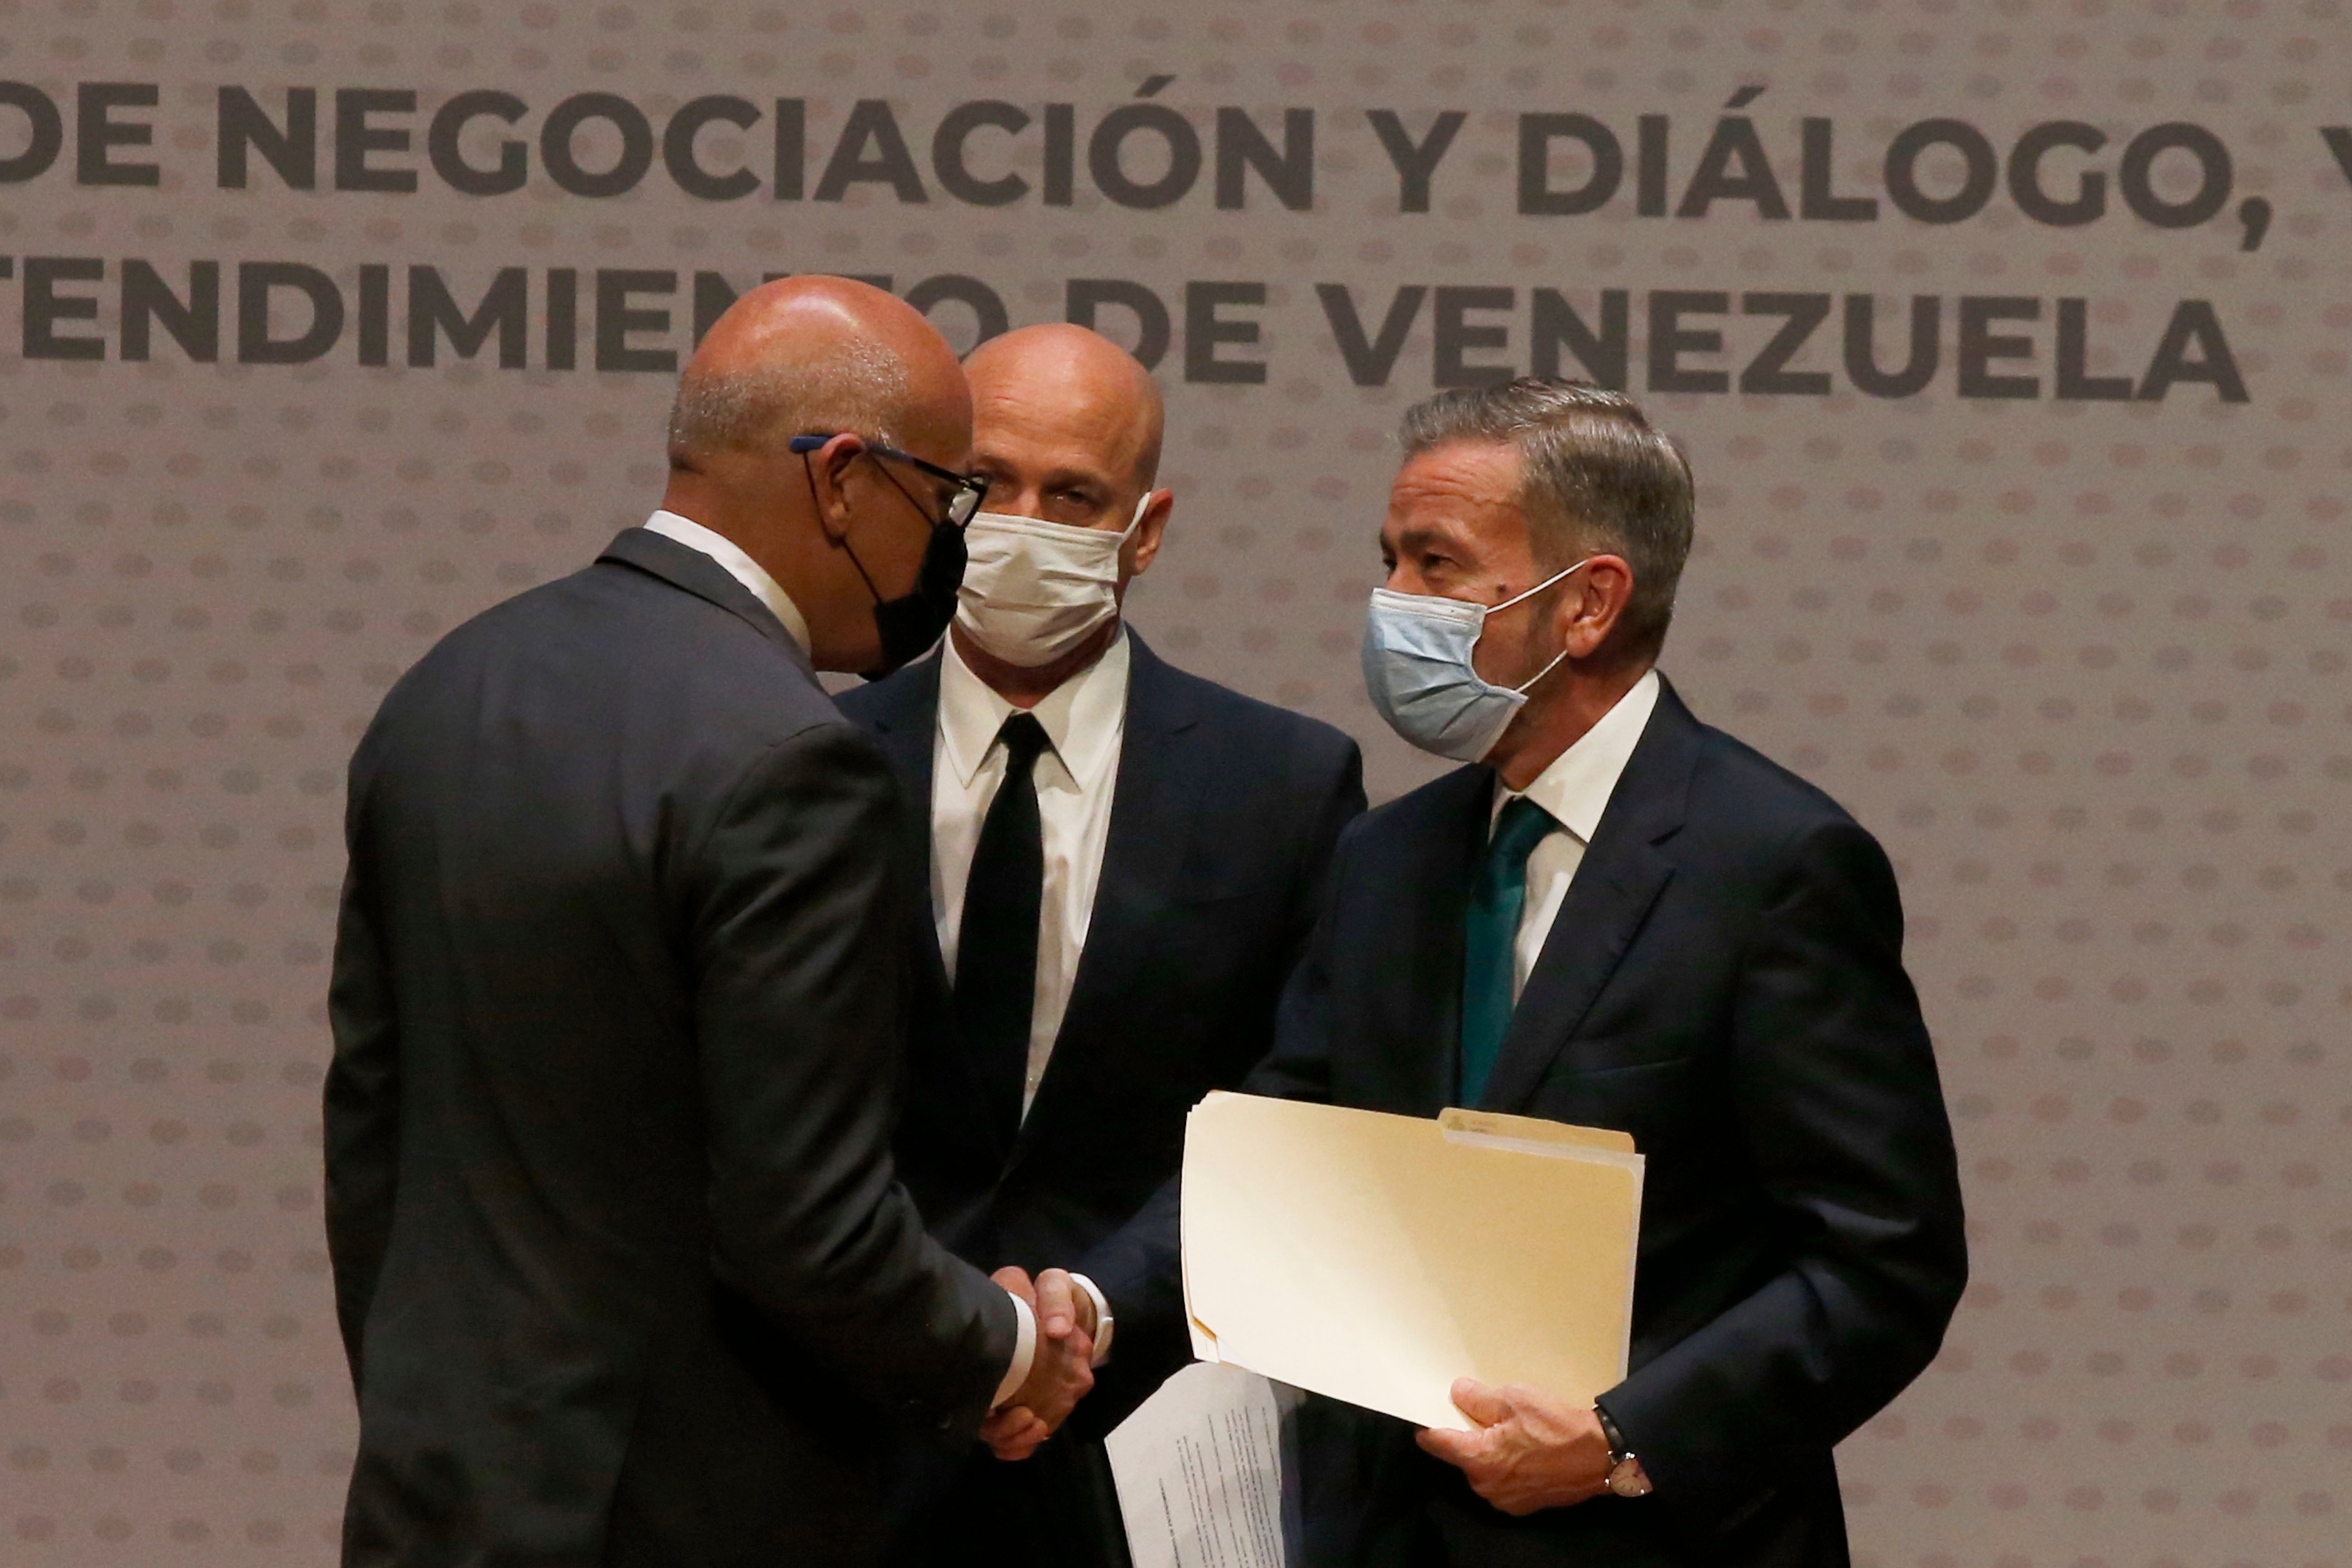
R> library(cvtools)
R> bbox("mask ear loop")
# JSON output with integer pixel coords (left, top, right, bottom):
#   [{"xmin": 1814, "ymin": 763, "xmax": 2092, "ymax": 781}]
[
  {"xmin": 804, "ymin": 451, "xmax": 903, "ymax": 611},
  {"xmin": 1480, "ymin": 557, "xmax": 1591, "ymax": 696},
  {"xmin": 1485, "ymin": 556, "xmax": 1590, "ymax": 616},
  {"xmin": 1110, "ymin": 490, "xmax": 1154, "ymax": 573},
  {"xmin": 1511, "ymin": 646, "xmax": 1573, "ymax": 696}
]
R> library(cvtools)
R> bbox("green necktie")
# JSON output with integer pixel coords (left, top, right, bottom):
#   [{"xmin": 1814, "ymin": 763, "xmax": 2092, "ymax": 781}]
[{"xmin": 1459, "ymin": 796, "xmax": 1558, "ymax": 1107}]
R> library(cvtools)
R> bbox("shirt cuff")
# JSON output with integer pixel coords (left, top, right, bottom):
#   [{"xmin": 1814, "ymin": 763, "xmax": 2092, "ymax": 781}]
[
  {"xmin": 991, "ymin": 1290, "xmax": 1038, "ymax": 1409},
  {"xmin": 1068, "ymin": 1273, "xmax": 1116, "ymax": 1368}
]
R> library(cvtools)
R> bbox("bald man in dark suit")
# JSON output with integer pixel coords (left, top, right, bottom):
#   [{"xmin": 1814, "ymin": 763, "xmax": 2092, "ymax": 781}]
[{"xmin": 325, "ymin": 279, "xmax": 1095, "ymax": 1568}]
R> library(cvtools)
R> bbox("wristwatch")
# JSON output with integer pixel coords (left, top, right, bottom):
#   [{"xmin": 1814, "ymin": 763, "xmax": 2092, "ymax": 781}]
[{"xmin": 1594, "ymin": 1405, "xmax": 1654, "ymax": 1499}]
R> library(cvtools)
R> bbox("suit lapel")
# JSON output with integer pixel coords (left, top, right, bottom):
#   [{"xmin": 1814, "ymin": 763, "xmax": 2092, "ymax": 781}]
[
  {"xmin": 849, "ymin": 656, "xmax": 1000, "ymax": 1148},
  {"xmin": 1008, "ymin": 634, "xmax": 1204, "ymax": 1166},
  {"xmin": 856, "ymin": 653, "xmax": 942, "ymax": 882},
  {"xmin": 1386, "ymin": 767, "xmax": 1493, "ymax": 1115},
  {"xmin": 1477, "ymin": 683, "xmax": 1702, "ymax": 1112}
]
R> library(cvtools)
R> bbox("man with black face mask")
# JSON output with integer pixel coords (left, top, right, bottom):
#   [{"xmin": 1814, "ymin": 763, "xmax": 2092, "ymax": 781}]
[{"xmin": 323, "ymin": 278, "xmax": 1098, "ymax": 1568}]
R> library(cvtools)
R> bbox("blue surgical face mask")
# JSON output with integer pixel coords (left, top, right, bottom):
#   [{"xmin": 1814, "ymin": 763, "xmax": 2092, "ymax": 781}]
[{"xmin": 1359, "ymin": 560, "xmax": 1589, "ymax": 763}]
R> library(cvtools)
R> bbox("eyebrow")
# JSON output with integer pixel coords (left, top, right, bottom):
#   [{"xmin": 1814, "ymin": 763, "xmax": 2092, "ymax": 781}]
[
  {"xmin": 976, "ymin": 453, "xmax": 1118, "ymax": 498},
  {"xmin": 1029, "ymin": 464, "xmax": 1115, "ymax": 494},
  {"xmin": 1388, "ymin": 523, "xmax": 1453, "ymax": 555}
]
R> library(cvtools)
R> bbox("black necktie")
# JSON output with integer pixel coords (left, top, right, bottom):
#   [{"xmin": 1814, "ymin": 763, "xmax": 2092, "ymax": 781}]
[{"xmin": 955, "ymin": 711, "xmax": 1051, "ymax": 1140}]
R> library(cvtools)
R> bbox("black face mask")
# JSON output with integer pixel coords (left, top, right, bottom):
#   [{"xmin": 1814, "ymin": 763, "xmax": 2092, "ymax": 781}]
[
  {"xmin": 798, "ymin": 440, "xmax": 976, "ymax": 679},
  {"xmin": 858, "ymin": 517, "xmax": 967, "ymax": 679}
]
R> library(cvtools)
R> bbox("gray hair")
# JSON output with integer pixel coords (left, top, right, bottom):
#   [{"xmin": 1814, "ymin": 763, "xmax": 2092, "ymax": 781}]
[
  {"xmin": 1398, "ymin": 378, "xmax": 1695, "ymax": 655},
  {"xmin": 666, "ymin": 339, "xmax": 911, "ymax": 466}
]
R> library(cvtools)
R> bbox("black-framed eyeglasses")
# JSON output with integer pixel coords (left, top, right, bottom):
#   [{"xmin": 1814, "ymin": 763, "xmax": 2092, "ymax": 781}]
[{"xmin": 788, "ymin": 434, "xmax": 990, "ymax": 529}]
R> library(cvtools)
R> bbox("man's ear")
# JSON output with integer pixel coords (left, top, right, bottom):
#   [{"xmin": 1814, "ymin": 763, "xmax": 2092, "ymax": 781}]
[
  {"xmin": 1561, "ymin": 555, "xmax": 1635, "ymax": 657},
  {"xmin": 805, "ymin": 432, "xmax": 869, "ymax": 544},
  {"xmin": 1125, "ymin": 489, "xmax": 1174, "ymax": 578}
]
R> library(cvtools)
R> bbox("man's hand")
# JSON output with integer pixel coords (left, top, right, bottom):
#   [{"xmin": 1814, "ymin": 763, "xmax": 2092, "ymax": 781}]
[
  {"xmin": 977, "ymin": 1400, "xmax": 1051, "ymax": 1461},
  {"xmin": 1414, "ymin": 1379, "xmax": 1614, "ymax": 1516},
  {"xmin": 980, "ymin": 1267, "xmax": 1097, "ymax": 1461}
]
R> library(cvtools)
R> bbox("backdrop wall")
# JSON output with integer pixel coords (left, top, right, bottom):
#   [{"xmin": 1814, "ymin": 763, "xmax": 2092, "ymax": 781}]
[{"xmin": 2, "ymin": 2, "xmax": 2345, "ymax": 1563}]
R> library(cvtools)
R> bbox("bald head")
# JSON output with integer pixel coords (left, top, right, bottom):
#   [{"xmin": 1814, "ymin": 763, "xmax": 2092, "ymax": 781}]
[
  {"xmin": 667, "ymin": 275, "xmax": 970, "ymax": 470},
  {"xmin": 945, "ymin": 324, "xmax": 1176, "ymax": 693},
  {"xmin": 655, "ymin": 277, "xmax": 978, "ymax": 675},
  {"xmin": 966, "ymin": 323, "xmax": 1165, "ymax": 497}
]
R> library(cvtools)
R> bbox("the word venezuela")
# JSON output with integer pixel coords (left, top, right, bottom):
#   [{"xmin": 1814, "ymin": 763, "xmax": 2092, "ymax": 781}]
[{"xmin": 0, "ymin": 256, "xmax": 2247, "ymax": 405}]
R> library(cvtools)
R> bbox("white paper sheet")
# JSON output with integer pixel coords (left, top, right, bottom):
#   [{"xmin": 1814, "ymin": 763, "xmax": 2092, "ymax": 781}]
[{"xmin": 1105, "ymin": 1363, "xmax": 1294, "ymax": 1568}]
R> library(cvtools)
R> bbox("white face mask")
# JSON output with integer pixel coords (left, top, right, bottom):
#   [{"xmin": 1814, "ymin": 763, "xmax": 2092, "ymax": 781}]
[{"xmin": 952, "ymin": 495, "xmax": 1149, "ymax": 667}]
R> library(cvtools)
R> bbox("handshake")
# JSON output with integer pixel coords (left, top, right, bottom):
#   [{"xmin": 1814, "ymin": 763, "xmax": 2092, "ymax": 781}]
[{"xmin": 982, "ymin": 1266, "xmax": 1101, "ymax": 1462}]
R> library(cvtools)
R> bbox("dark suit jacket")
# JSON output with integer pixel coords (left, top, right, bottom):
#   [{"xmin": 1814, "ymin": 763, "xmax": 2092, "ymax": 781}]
[
  {"xmin": 323, "ymin": 527, "xmax": 1019, "ymax": 1568},
  {"xmin": 1220, "ymin": 679, "xmax": 1967, "ymax": 1568},
  {"xmin": 838, "ymin": 630, "xmax": 1365, "ymax": 1422}
]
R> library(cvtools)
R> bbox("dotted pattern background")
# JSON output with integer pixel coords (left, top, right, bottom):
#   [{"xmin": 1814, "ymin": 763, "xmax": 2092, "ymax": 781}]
[{"xmin": 1, "ymin": 3, "xmax": 2347, "ymax": 1564}]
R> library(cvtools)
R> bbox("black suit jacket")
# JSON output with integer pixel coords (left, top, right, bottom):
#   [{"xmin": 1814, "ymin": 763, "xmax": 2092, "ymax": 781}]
[
  {"xmin": 1233, "ymin": 679, "xmax": 1965, "ymax": 1568},
  {"xmin": 323, "ymin": 528, "xmax": 1019, "ymax": 1568},
  {"xmin": 837, "ymin": 630, "xmax": 1364, "ymax": 1417}
]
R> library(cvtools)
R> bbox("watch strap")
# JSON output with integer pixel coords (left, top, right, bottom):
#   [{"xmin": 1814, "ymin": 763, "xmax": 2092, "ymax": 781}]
[
  {"xmin": 1594, "ymin": 1403, "xmax": 1630, "ymax": 1461},
  {"xmin": 1595, "ymin": 1403, "xmax": 1653, "ymax": 1497}
]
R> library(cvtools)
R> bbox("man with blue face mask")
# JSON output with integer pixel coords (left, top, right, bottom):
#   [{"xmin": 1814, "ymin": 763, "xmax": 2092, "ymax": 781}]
[
  {"xmin": 1126, "ymin": 379, "xmax": 1965, "ymax": 1568},
  {"xmin": 836, "ymin": 323, "xmax": 1366, "ymax": 1568}
]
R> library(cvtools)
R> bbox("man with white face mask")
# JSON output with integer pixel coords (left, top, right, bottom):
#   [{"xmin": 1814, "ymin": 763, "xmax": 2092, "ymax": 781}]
[{"xmin": 836, "ymin": 323, "xmax": 1365, "ymax": 1568}]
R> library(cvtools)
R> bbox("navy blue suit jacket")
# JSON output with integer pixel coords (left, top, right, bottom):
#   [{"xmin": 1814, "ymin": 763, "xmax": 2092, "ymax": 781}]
[
  {"xmin": 1229, "ymin": 678, "xmax": 1965, "ymax": 1568},
  {"xmin": 837, "ymin": 629, "xmax": 1366, "ymax": 1418}
]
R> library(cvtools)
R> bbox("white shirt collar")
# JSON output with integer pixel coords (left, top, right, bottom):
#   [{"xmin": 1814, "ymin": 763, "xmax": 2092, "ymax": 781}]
[
  {"xmin": 1494, "ymin": 668, "xmax": 1663, "ymax": 843},
  {"xmin": 641, "ymin": 509, "xmax": 811, "ymax": 655},
  {"xmin": 938, "ymin": 627, "xmax": 1131, "ymax": 789}
]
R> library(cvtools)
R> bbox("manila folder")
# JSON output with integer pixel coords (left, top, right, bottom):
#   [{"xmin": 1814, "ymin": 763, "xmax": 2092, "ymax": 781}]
[{"xmin": 1182, "ymin": 1091, "xmax": 1642, "ymax": 1433}]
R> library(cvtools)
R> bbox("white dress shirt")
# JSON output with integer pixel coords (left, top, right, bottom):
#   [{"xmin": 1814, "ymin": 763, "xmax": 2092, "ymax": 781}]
[
  {"xmin": 642, "ymin": 510, "xmax": 813, "ymax": 654},
  {"xmin": 931, "ymin": 628, "xmax": 1130, "ymax": 1114},
  {"xmin": 640, "ymin": 512, "xmax": 1047, "ymax": 1404},
  {"xmin": 1493, "ymin": 669, "xmax": 1663, "ymax": 999},
  {"xmin": 928, "ymin": 628, "xmax": 1127, "ymax": 1361}
]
